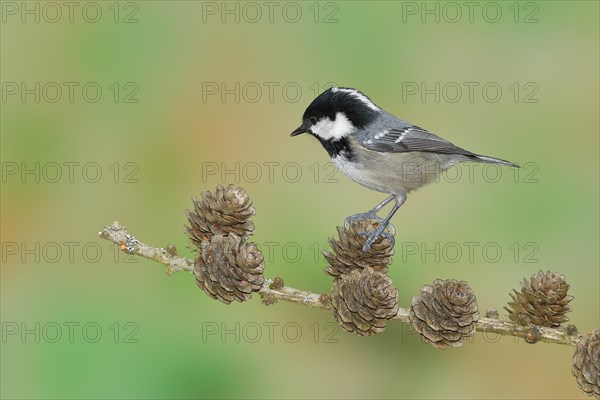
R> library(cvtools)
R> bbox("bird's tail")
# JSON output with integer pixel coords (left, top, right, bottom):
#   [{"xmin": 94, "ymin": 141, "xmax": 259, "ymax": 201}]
[{"xmin": 473, "ymin": 155, "xmax": 520, "ymax": 168}]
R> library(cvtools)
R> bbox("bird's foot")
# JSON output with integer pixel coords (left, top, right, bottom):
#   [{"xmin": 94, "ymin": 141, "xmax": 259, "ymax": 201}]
[
  {"xmin": 358, "ymin": 221, "xmax": 396, "ymax": 253},
  {"xmin": 344, "ymin": 211, "xmax": 384, "ymax": 228}
]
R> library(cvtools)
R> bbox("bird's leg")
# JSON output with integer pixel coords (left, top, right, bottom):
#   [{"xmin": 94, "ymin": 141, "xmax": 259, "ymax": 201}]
[
  {"xmin": 344, "ymin": 194, "xmax": 395, "ymax": 227},
  {"xmin": 361, "ymin": 194, "xmax": 406, "ymax": 253}
]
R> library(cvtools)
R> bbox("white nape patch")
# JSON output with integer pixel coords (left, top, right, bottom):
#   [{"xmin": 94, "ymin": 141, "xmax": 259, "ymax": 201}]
[
  {"xmin": 331, "ymin": 87, "xmax": 380, "ymax": 111},
  {"xmin": 310, "ymin": 112, "xmax": 355, "ymax": 140}
]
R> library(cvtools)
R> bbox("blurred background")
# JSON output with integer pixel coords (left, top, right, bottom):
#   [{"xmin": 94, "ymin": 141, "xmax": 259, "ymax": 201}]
[{"xmin": 1, "ymin": 1, "xmax": 598, "ymax": 399}]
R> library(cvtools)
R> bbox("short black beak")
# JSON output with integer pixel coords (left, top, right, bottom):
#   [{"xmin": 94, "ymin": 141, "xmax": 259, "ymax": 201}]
[{"xmin": 290, "ymin": 125, "xmax": 306, "ymax": 137}]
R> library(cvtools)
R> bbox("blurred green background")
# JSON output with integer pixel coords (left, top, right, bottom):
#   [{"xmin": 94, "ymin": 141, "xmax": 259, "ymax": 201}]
[{"xmin": 1, "ymin": 1, "xmax": 598, "ymax": 399}]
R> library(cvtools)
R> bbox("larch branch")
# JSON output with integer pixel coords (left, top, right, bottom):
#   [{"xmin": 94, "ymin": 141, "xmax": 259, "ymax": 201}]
[{"xmin": 98, "ymin": 221, "xmax": 580, "ymax": 347}]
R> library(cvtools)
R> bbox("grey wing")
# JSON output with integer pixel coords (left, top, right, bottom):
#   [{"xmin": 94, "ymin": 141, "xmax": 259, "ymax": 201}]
[{"xmin": 361, "ymin": 125, "xmax": 478, "ymax": 157}]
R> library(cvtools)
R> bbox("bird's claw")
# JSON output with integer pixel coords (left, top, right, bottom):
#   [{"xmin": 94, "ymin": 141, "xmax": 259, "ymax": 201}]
[
  {"xmin": 357, "ymin": 222, "xmax": 396, "ymax": 253},
  {"xmin": 344, "ymin": 212, "xmax": 384, "ymax": 229}
]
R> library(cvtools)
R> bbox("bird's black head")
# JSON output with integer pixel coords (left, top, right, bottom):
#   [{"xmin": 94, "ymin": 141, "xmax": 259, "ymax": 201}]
[{"xmin": 290, "ymin": 87, "xmax": 380, "ymax": 142}]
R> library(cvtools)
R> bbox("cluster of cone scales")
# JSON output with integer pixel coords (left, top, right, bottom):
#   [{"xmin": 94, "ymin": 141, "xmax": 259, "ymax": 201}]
[{"xmin": 184, "ymin": 184, "xmax": 597, "ymax": 398}]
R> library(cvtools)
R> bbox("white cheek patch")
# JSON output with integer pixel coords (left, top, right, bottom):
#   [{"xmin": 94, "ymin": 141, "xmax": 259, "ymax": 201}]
[{"xmin": 311, "ymin": 112, "xmax": 355, "ymax": 140}]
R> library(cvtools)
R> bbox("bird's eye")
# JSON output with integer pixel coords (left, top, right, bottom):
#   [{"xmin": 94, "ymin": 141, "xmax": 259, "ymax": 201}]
[{"xmin": 308, "ymin": 117, "xmax": 317, "ymax": 125}]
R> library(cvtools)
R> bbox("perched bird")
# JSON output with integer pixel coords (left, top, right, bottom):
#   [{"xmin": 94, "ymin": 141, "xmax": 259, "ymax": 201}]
[{"xmin": 290, "ymin": 87, "xmax": 518, "ymax": 252}]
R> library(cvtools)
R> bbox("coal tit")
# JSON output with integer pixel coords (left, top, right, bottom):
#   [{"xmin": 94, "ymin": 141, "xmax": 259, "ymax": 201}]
[{"xmin": 290, "ymin": 87, "xmax": 518, "ymax": 252}]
